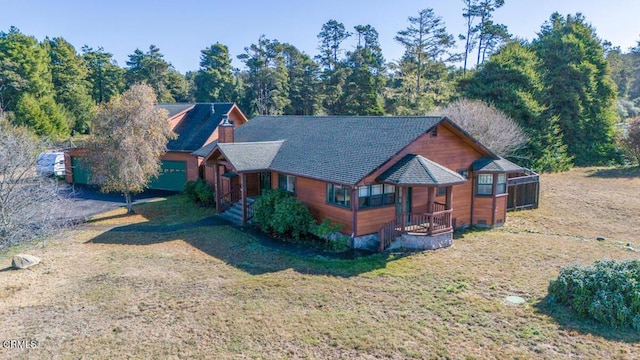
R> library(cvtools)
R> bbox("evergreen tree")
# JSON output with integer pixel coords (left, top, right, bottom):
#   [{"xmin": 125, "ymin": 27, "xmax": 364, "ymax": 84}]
[
  {"xmin": 464, "ymin": 42, "xmax": 571, "ymax": 172},
  {"xmin": 281, "ymin": 44, "xmax": 321, "ymax": 115},
  {"xmin": 14, "ymin": 93, "xmax": 68, "ymax": 137},
  {"xmin": 125, "ymin": 45, "xmax": 185, "ymax": 103},
  {"xmin": 46, "ymin": 37, "xmax": 94, "ymax": 133},
  {"xmin": 193, "ymin": 43, "xmax": 237, "ymax": 102},
  {"xmin": 82, "ymin": 46, "xmax": 125, "ymax": 104},
  {"xmin": 533, "ymin": 13, "xmax": 620, "ymax": 165},
  {"xmin": 316, "ymin": 20, "xmax": 350, "ymax": 72}
]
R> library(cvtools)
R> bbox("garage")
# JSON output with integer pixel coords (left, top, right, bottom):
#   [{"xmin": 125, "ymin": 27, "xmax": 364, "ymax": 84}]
[
  {"xmin": 148, "ymin": 160, "xmax": 187, "ymax": 191},
  {"xmin": 71, "ymin": 156, "xmax": 92, "ymax": 185}
]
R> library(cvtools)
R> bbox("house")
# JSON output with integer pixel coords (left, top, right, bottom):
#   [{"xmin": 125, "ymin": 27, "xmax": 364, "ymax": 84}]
[
  {"xmin": 65, "ymin": 103, "xmax": 248, "ymax": 191},
  {"xmin": 194, "ymin": 115, "xmax": 538, "ymax": 251}
]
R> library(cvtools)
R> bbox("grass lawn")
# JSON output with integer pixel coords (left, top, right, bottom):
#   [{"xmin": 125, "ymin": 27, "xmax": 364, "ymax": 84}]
[{"xmin": 1, "ymin": 167, "xmax": 640, "ymax": 359}]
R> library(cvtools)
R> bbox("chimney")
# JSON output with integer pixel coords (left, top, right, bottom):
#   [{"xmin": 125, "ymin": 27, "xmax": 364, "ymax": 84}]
[{"xmin": 218, "ymin": 113, "xmax": 234, "ymax": 143}]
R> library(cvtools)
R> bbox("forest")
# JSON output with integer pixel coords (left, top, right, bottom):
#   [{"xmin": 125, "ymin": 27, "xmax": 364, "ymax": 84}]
[{"xmin": 1, "ymin": 2, "xmax": 639, "ymax": 173}]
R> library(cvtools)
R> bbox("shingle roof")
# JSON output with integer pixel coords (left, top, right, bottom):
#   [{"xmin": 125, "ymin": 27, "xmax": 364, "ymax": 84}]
[
  {"xmin": 158, "ymin": 103, "xmax": 234, "ymax": 152},
  {"xmin": 472, "ymin": 157, "xmax": 525, "ymax": 173},
  {"xmin": 217, "ymin": 141, "xmax": 284, "ymax": 172},
  {"xmin": 377, "ymin": 154, "xmax": 467, "ymax": 186},
  {"xmin": 157, "ymin": 103, "xmax": 194, "ymax": 118},
  {"xmin": 216, "ymin": 116, "xmax": 442, "ymax": 185}
]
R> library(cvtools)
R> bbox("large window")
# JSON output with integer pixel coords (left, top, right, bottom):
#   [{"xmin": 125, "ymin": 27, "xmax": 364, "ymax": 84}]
[
  {"xmin": 476, "ymin": 174, "xmax": 494, "ymax": 195},
  {"xmin": 326, "ymin": 183, "xmax": 350, "ymax": 208},
  {"xmin": 358, "ymin": 184, "xmax": 395, "ymax": 209},
  {"xmin": 497, "ymin": 174, "xmax": 507, "ymax": 194},
  {"xmin": 278, "ymin": 174, "xmax": 296, "ymax": 193}
]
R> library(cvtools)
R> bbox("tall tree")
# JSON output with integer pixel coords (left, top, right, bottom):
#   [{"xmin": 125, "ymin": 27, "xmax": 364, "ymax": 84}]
[
  {"xmin": 461, "ymin": 0, "xmax": 478, "ymax": 76},
  {"xmin": 280, "ymin": 44, "xmax": 321, "ymax": 115},
  {"xmin": 474, "ymin": 0, "xmax": 506, "ymax": 66},
  {"xmin": 82, "ymin": 46, "xmax": 125, "ymax": 104},
  {"xmin": 193, "ymin": 43, "xmax": 237, "ymax": 102},
  {"xmin": 85, "ymin": 84, "xmax": 175, "ymax": 213},
  {"xmin": 46, "ymin": 37, "xmax": 95, "ymax": 133},
  {"xmin": 533, "ymin": 13, "xmax": 619, "ymax": 165},
  {"xmin": 125, "ymin": 45, "xmax": 185, "ymax": 103},
  {"xmin": 342, "ymin": 25, "xmax": 385, "ymax": 115},
  {"xmin": 464, "ymin": 41, "xmax": 572, "ymax": 172},
  {"xmin": 316, "ymin": 20, "xmax": 350, "ymax": 71},
  {"xmin": 238, "ymin": 36, "xmax": 290, "ymax": 116}
]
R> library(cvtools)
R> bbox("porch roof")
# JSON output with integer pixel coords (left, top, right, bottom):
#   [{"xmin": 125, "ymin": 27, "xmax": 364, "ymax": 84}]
[
  {"xmin": 376, "ymin": 154, "xmax": 467, "ymax": 186},
  {"xmin": 472, "ymin": 157, "xmax": 524, "ymax": 173},
  {"xmin": 216, "ymin": 141, "xmax": 283, "ymax": 172}
]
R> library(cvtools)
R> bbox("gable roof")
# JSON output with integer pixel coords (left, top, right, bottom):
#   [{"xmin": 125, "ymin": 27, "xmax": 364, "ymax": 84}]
[
  {"xmin": 472, "ymin": 157, "xmax": 524, "ymax": 173},
  {"xmin": 205, "ymin": 115, "xmax": 443, "ymax": 185},
  {"xmin": 157, "ymin": 102, "xmax": 235, "ymax": 152},
  {"xmin": 377, "ymin": 154, "xmax": 467, "ymax": 186},
  {"xmin": 217, "ymin": 141, "xmax": 284, "ymax": 172}
]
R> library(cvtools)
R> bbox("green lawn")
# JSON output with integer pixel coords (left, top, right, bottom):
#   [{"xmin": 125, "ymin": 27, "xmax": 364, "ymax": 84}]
[{"xmin": 1, "ymin": 167, "xmax": 639, "ymax": 359}]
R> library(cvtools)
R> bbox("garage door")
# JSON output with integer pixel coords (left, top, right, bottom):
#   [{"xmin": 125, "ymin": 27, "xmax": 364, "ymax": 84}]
[
  {"xmin": 148, "ymin": 160, "xmax": 187, "ymax": 191},
  {"xmin": 71, "ymin": 156, "xmax": 92, "ymax": 185}
]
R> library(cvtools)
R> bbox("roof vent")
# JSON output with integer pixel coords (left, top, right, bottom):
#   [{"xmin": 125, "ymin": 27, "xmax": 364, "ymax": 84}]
[
  {"xmin": 210, "ymin": 103, "xmax": 215, "ymax": 114},
  {"xmin": 221, "ymin": 114, "xmax": 232, "ymax": 126}
]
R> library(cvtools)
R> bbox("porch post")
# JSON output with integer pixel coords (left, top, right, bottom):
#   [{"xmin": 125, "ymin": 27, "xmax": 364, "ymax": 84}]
[
  {"xmin": 445, "ymin": 186, "xmax": 453, "ymax": 210},
  {"xmin": 214, "ymin": 160, "xmax": 221, "ymax": 213},
  {"xmin": 427, "ymin": 187, "xmax": 436, "ymax": 235},
  {"xmin": 400, "ymin": 186, "xmax": 406, "ymax": 233},
  {"xmin": 241, "ymin": 173, "xmax": 247, "ymax": 225}
]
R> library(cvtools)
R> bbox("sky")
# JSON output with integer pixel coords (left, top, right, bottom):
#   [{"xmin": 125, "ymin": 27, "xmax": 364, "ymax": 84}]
[{"xmin": 1, "ymin": 0, "xmax": 639, "ymax": 74}]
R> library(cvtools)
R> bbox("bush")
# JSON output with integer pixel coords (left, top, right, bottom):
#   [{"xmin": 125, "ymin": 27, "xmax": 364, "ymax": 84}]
[
  {"xmin": 253, "ymin": 189, "xmax": 315, "ymax": 239},
  {"xmin": 184, "ymin": 179, "xmax": 215, "ymax": 206},
  {"xmin": 548, "ymin": 259, "xmax": 640, "ymax": 330}
]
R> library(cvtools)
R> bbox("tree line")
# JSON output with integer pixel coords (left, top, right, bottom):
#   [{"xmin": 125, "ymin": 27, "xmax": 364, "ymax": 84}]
[{"xmin": 1, "ymin": 2, "xmax": 637, "ymax": 172}]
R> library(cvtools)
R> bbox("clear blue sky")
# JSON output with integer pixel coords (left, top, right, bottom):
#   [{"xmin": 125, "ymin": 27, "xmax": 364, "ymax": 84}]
[{"xmin": 1, "ymin": 0, "xmax": 638, "ymax": 73}]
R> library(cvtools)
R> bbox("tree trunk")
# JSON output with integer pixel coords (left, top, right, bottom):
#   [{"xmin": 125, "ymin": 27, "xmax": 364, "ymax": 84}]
[{"xmin": 124, "ymin": 191, "xmax": 134, "ymax": 214}]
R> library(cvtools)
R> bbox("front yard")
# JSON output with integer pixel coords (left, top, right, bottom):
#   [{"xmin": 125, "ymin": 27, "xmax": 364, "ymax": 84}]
[{"xmin": 1, "ymin": 167, "xmax": 639, "ymax": 359}]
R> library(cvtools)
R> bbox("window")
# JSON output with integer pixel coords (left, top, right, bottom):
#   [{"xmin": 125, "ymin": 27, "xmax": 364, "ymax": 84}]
[
  {"xmin": 358, "ymin": 184, "xmax": 395, "ymax": 209},
  {"xmin": 326, "ymin": 183, "xmax": 350, "ymax": 207},
  {"xmin": 278, "ymin": 174, "xmax": 296, "ymax": 193},
  {"xmin": 457, "ymin": 169, "xmax": 469, "ymax": 179},
  {"xmin": 437, "ymin": 187, "xmax": 446, "ymax": 197},
  {"xmin": 476, "ymin": 174, "xmax": 494, "ymax": 196},
  {"xmin": 497, "ymin": 174, "xmax": 507, "ymax": 194}
]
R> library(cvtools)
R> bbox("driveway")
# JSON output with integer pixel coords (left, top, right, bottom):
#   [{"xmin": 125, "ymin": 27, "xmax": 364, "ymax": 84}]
[{"xmin": 58, "ymin": 182, "xmax": 178, "ymax": 222}]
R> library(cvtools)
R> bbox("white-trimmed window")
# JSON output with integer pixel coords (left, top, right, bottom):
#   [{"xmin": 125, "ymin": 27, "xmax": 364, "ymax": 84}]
[
  {"xmin": 476, "ymin": 174, "xmax": 494, "ymax": 196},
  {"xmin": 497, "ymin": 174, "xmax": 507, "ymax": 194},
  {"xmin": 326, "ymin": 183, "xmax": 350, "ymax": 207},
  {"xmin": 278, "ymin": 174, "xmax": 296, "ymax": 193}
]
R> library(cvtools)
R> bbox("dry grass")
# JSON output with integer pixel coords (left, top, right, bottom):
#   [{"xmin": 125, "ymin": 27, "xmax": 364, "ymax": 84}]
[{"xmin": 1, "ymin": 167, "xmax": 640, "ymax": 359}]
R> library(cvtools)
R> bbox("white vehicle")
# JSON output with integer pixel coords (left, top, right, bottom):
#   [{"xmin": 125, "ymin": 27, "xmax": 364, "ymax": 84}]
[{"xmin": 36, "ymin": 152, "xmax": 65, "ymax": 177}]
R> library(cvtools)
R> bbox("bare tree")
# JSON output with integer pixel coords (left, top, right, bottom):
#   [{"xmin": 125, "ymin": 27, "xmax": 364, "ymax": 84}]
[
  {"xmin": 85, "ymin": 83, "xmax": 174, "ymax": 213},
  {"xmin": 0, "ymin": 118, "xmax": 70, "ymax": 250},
  {"xmin": 438, "ymin": 98, "xmax": 527, "ymax": 157}
]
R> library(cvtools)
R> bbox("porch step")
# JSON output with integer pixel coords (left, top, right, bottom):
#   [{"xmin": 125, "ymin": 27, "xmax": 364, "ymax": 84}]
[{"xmin": 219, "ymin": 198, "xmax": 255, "ymax": 225}]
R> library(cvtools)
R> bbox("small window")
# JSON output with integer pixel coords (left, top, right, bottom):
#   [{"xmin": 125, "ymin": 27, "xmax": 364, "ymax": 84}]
[
  {"xmin": 457, "ymin": 169, "xmax": 469, "ymax": 179},
  {"xmin": 431, "ymin": 127, "xmax": 438, "ymax": 137},
  {"xmin": 476, "ymin": 174, "xmax": 493, "ymax": 196},
  {"xmin": 278, "ymin": 174, "xmax": 296, "ymax": 194},
  {"xmin": 497, "ymin": 174, "xmax": 507, "ymax": 194},
  {"xmin": 327, "ymin": 183, "xmax": 350, "ymax": 208},
  {"xmin": 437, "ymin": 187, "xmax": 446, "ymax": 197},
  {"xmin": 358, "ymin": 184, "xmax": 396, "ymax": 209}
]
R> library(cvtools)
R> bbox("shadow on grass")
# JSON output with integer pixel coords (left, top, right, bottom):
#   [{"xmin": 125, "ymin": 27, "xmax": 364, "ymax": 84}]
[
  {"xmin": 534, "ymin": 296, "xmax": 640, "ymax": 343},
  {"xmin": 453, "ymin": 226, "xmax": 493, "ymax": 240},
  {"xmin": 87, "ymin": 216, "xmax": 393, "ymax": 278},
  {"xmin": 586, "ymin": 166, "xmax": 640, "ymax": 179}
]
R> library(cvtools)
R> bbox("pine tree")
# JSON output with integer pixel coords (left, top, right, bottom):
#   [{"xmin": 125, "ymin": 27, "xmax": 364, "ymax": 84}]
[
  {"xmin": 194, "ymin": 43, "xmax": 237, "ymax": 102},
  {"xmin": 82, "ymin": 46, "xmax": 125, "ymax": 104}
]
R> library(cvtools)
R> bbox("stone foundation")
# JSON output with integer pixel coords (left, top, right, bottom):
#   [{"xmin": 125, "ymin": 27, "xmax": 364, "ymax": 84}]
[
  {"xmin": 352, "ymin": 233, "xmax": 380, "ymax": 252},
  {"xmin": 388, "ymin": 231, "xmax": 453, "ymax": 251}
]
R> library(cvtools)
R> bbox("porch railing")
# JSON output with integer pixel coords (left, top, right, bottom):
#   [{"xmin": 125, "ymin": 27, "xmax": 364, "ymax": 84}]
[
  {"xmin": 378, "ymin": 206, "xmax": 453, "ymax": 252},
  {"xmin": 246, "ymin": 200, "xmax": 255, "ymax": 222},
  {"xmin": 219, "ymin": 186, "xmax": 241, "ymax": 212}
]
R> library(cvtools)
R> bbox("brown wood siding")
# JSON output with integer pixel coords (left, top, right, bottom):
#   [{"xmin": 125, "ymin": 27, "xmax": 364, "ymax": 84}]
[
  {"xmin": 473, "ymin": 197, "xmax": 494, "ymax": 225},
  {"xmin": 360, "ymin": 123, "xmax": 484, "ymax": 233},
  {"xmin": 356, "ymin": 206, "xmax": 396, "ymax": 236},
  {"xmin": 288, "ymin": 176, "xmax": 353, "ymax": 235},
  {"xmin": 168, "ymin": 110, "xmax": 190, "ymax": 131},
  {"xmin": 246, "ymin": 173, "xmax": 261, "ymax": 197},
  {"xmin": 494, "ymin": 194, "xmax": 507, "ymax": 225},
  {"xmin": 161, "ymin": 152, "xmax": 199, "ymax": 182}
]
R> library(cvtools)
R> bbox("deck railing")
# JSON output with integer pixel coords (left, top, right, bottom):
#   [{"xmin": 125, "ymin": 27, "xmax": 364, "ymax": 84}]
[
  {"xmin": 378, "ymin": 205, "xmax": 453, "ymax": 252},
  {"xmin": 246, "ymin": 200, "xmax": 255, "ymax": 222},
  {"xmin": 219, "ymin": 186, "xmax": 241, "ymax": 212}
]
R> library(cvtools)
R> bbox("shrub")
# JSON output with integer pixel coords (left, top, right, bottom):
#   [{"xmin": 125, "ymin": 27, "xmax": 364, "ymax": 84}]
[
  {"xmin": 253, "ymin": 189, "xmax": 316, "ymax": 240},
  {"xmin": 548, "ymin": 259, "xmax": 640, "ymax": 330},
  {"xmin": 184, "ymin": 179, "xmax": 215, "ymax": 206}
]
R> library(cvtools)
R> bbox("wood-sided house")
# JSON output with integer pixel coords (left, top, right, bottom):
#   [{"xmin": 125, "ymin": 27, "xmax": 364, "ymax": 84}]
[
  {"xmin": 65, "ymin": 103, "xmax": 248, "ymax": 191},
  {"xmin": 194, "ymin": 115, "xmax": 536, "ymax": 251}
]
